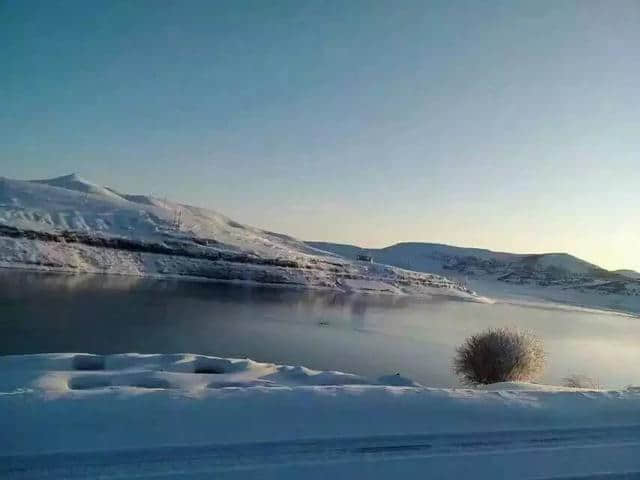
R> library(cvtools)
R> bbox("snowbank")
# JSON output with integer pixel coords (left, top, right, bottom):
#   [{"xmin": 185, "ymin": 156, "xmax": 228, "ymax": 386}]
[{"xmin": 2, "ymin": 353, "xmax": 640, "ymax": 458}]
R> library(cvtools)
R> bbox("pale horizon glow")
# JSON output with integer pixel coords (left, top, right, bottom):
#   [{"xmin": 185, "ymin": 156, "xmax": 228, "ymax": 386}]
[{"xmin": 2, "ymin": 1, "xmax": 639, "ymax": 272}]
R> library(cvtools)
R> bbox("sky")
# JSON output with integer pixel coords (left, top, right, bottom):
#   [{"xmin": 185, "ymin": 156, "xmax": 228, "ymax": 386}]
[{"xmin": 1, "ymin": 0, "xmax": 639, "ymax": 271}]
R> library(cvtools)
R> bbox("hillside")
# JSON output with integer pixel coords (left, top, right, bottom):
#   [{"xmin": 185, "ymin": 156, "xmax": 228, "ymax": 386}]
[
  {"xmin": 615, "ymin": 269, "xmax": 640, "ymax": 280},
  {"xmin": 309, "ymin": 241, "xmax": 640, "ymax": 314},
  {"xmin": 0, "ymin": 175, "xmax": 474, "ymax": 299}
]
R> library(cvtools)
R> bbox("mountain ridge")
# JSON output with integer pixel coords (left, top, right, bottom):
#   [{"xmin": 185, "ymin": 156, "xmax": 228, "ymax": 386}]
[{"xmin": 312, "ymin": 240, "xmax": 605, "ymax": 273}]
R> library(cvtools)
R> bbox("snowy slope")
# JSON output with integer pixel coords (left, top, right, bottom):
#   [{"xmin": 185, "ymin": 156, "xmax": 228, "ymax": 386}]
[
  {"xmin": 2, "ymin": 353, "xmax": 640, "ymax": 479},
  {"xmin": 2, "ymin": 174, "xmax": 318, "ymax": 256},
  {"xmin": 309, "ymin": 241, "xmax": 640, "ymax": 314},
  {"xmin": 0, "ymin": 175, "xmax": 475, "ymax": 298}
]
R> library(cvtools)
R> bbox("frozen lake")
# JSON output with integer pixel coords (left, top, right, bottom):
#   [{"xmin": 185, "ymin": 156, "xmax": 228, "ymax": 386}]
[{"xmin": 1, "ymin": 270, "xmax": 638, "ymax": 387}]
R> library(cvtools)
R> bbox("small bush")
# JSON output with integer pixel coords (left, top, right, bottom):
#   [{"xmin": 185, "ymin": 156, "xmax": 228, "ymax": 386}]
[
  {"xmin": 453, "ymin": 327, "xmax": 545, "ymax": 385},
  {"xmin": 563, "ymin": 374, "xmax": 600, "ymax": 389}
]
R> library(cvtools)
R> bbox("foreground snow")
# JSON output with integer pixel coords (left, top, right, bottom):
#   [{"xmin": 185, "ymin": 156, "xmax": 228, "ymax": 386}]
[
  {"xmin": 2, "ymin": 353, "xmax": 640, "ymax": 479},
  {"xmin": 0, "ymin": 175, "xmax": 475, "ymax": 299}
]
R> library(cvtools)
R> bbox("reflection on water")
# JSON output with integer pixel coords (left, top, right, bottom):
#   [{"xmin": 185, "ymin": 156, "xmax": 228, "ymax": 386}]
[{"xmin": 1, "ymin": 270, "xmax": 639, "ymax": 388}]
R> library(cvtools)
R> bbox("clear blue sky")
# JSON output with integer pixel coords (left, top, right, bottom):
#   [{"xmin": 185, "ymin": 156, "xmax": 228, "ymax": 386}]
[{"xmin": 2, "ymin": 1, "xmax": 639, "ymax": 270}]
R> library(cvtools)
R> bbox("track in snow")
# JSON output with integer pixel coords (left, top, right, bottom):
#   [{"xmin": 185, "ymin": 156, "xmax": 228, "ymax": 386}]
[{"xmin": 3, "ymin": 425, "xmax": 640, "ymax": 479}]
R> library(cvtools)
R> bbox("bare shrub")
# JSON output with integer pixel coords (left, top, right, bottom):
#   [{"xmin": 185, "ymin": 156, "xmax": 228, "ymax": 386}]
[
  {"xmin": 453, "ymin": 327, "xmax": 545, "ymax": 385},
  {"xmin": 563, "ymin": 374, "xmax": 600, "ymax": 389}
]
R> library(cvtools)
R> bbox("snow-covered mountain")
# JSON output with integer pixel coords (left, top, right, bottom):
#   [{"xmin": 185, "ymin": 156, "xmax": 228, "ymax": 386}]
[
  {"xmin": 0, "ymin": 175, "xmax": 475, "ymax": 299},
  {"xmin": 308, "ymin": 242, "xmax": 640, "ymax": 314}
]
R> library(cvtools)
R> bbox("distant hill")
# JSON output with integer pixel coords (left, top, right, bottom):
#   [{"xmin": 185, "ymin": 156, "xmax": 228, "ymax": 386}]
[
  {"xmin": 614, "ymin": 269, "xmax": 640, "ymax": 280},
  {"xmin": 309, "ymin": 241, "xmax": 604, "ymax": 277},
  {"xmin": 308, "ymin": 241, "xmax": 640, "ymax": 314}
]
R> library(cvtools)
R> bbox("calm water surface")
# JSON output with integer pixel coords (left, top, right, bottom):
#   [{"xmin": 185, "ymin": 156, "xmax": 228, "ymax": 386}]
[{"xmin": 1, "ymin": 270, "xmax": 639, "ymax": 387}]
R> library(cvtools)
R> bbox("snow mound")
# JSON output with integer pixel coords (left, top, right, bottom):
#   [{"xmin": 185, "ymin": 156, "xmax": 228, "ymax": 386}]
[{"xmin": 0, "ymin": 353, "xmax": 412, "ymax": 396}]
